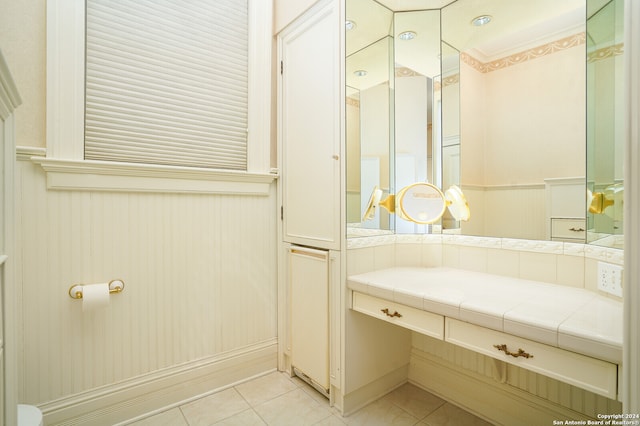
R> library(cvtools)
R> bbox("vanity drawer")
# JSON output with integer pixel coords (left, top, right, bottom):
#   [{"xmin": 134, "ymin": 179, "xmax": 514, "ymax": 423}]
[
  {"xmin": 551, "ymin": 218, "xmax": 586, "ymax": 240},
  {"xmin": 352, "ymin": 292, "xmax": 444, "ymax": 340},
  {"xmin": 445, "ymin": 318, "xmax": 617, "ymax": 399}
]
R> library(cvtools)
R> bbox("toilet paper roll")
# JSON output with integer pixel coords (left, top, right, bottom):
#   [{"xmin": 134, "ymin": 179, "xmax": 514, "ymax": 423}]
[{"xmin": 82, "ymin": 283, "xmax": 110, "ymax": 311}]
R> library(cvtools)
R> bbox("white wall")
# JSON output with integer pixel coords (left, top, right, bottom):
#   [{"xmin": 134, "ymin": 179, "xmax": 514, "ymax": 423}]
[
  {"xmin": 462, "ymin": 43, "xmax": 585, "ymax": 187},
  {"xmin": 274, "ymin": 0, "xmax": 319, "ymax": 34},
  {"xmin": 460, "ymin": 39, "xmax": 586, "ymax": 240},
  {"xmin": 15, "ymin": 157, "xmax": 279, "ymax": 422},
  {"xmin": 0, "ymin": 0, "xmax": 46, "ymax": 149},
  {"xmin": 2, "ymin": 1, "xmax": 281, "ymax": 422}
]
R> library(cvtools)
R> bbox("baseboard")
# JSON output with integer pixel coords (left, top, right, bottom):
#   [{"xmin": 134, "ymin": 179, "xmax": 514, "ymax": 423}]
[
  {"xmin": 409, "ymin": 348, "xmax": 593, "ymax": 425},
  {"xmin": 341, "ymin": 364, "xmax": 408, "ymax": 417},
  {"xmin": 40, "ymin": 339, "xmax": 278, "ymax": 425}
]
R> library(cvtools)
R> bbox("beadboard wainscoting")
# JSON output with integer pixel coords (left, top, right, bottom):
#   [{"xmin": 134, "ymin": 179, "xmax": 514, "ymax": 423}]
[{"xmin": 15, "ymin": 150, "xmax": 279, "ymax": 424}]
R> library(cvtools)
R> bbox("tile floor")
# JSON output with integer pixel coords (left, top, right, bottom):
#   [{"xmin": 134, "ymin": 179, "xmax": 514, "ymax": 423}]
[{"xmin": 126, "ymin": 371, "xmax": 494, "ymax": 426}]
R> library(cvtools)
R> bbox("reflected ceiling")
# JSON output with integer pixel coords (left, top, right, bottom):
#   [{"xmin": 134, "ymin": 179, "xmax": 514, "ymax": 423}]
[{"xmin": 347, "ymin": 0, "xmax": 586, "ymax": 62}]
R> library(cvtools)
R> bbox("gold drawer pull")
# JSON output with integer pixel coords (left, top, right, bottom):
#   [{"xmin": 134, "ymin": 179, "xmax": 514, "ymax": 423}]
[
  {"xmin": 569, "ymin": 227, "xmax": 585, "ymax": 232},
  {"xmin": 381, "ymin": 308, "xmax": 402, "ymax": 318},
  {"xmin": 493, "ymin": 344, "xmax": 534, "ymax": 359}
]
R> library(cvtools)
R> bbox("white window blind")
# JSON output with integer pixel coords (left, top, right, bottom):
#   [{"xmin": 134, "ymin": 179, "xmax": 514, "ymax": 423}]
[{"xmin": 85, "ymin": 0, "xmax": 249, "ymax": 170}]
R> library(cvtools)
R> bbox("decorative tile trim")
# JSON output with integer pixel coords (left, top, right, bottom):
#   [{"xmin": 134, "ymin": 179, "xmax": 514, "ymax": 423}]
[
  {"xmin": 346, "ymin": 226, "xmax": 393, "ymax": 238},
  {"xmin": 587, "ymin": 43, "xmax": 624, "ymax": 63},
  {"xmin": 441, "ymin": 234, "xmax": 502, "ymax": 249},
  {"xmin": 396, "ymin": 66, "xmax": 422, "ymax": 77},
  {"xmin": 584, "ymin": 244, "xmax": 624, "ymax": 265},
  {"xmin": 442, "ymin": 74, "xmax": 459, "ymax": 87},
  {"xmin": 501, "ymin": 238, "xmax": 564, "ymax": 254},
  {"xmin": 395, "ymin": 234, "xmax": 424, "ymax": 244},
  {"xmin": 563, "ymin": 242, "xmax": 587, "ymax": 257},
  {"xmin": 347, "ymin": 233, "xmax": 623, "ymax": 266},
  {"xmin": 462, "ymin": 32, "xmax": 586, "ymax": 74},
  {"xmin": 347, "ymin": 234, "xmax": 396, "ymax": 249},
  {"xmin": 422, "ymin": 234, "xmax": 443, "ymax": 245}
]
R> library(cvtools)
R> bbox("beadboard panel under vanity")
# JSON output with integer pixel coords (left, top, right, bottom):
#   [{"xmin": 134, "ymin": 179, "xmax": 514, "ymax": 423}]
[
  {"xmin": 346, "ymin": 234, "xmax": 623, "ymax": 423},
  {"xmin": 14, "ymin": 151, "xmax": 279, "ymax": 424}
]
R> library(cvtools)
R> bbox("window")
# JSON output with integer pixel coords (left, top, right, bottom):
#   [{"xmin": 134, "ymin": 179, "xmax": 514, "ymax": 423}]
[
  {"xmin": 45, "ymin": 0, "xmax": 272, "ymax": 193},
  {"xmin": 84, "ymin": 1, "xmax": 250, "ymax": 170}
]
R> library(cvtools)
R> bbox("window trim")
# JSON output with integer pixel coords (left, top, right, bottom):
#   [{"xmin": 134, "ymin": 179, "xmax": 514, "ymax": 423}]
[{"xmin": 45, "ymin": 0, "xmax": 275, "ymax": 194}]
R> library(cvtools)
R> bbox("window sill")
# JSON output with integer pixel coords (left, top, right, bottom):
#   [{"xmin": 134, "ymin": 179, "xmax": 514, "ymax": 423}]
[{"xmin": 27, "ymin": 154, "xmax": 278, "ymax": 196}]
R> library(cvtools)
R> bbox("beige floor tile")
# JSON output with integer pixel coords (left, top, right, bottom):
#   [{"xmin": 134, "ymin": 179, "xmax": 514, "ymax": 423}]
[
  {"xmin": 343, "ymin": 398, "xmax": 420, "ymax": 426},
  {"xmin": 212, "ymin": 408, "xmax": 267, "ymax": 425},
  {"xmin": 127, "ymin": 408, "xmax": 187, "ymax": 426},
  {"xmin": 291, "ymin": 376, "xmax": 332, "ymax": 406},
  {"xmin": 235, "ymin": 371, "xmax": 299, "ymax": 406},
  {"xmin": 312, "ymin": 414, "xmax": 348, "ymax": 425},
  {"xmin": 380, "ymin": 383, "xmax": 446, "ymax": 420},
  {"xmin": 253, "ymin": 388, "xmax": 333, "ymax": 426},
  {"xmin": 421, "ymin": 403, "xmax": 494, "ymax": 426},
  {"xmin": 125, "ymin": 372, "xmax": 494, "ymax": 426},
  {"xmin": 180, "ymin": 388, "xmax": 250, "ymax": 426}
]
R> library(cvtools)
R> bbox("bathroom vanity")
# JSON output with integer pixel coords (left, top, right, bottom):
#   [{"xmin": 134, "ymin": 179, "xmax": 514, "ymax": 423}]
[{"xmin": 348, "ymin": 266, "xmax": 621, "ymax": 399}]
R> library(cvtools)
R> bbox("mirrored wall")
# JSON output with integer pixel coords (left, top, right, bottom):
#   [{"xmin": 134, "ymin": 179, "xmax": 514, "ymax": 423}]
[
  {"xmin": 345, "ymin": 0, "xmax": 395, "ymax": 236},
  {"xmin": 586, "ymin": 0, "xmax": 625, "ymax": 248},
  {"xmin": 346, "ymin": 1, "xmax": 447, "ymax": 237},
  {"xmin": 346, "ymin": 0, "xmax": 624, "ymax": 250}
]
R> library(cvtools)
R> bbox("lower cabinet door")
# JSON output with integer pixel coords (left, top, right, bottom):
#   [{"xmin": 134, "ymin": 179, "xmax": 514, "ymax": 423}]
[
  {"xmin": 290, "ymin": 246, "xmax": 330, "ymax": 391},
  {"xmin": 445, "ymin": 318, "xmax": 618, "ymax": 399}
]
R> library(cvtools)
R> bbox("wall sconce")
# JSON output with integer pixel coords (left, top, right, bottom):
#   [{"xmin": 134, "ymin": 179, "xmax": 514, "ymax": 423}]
[{"xmin": 363, "ymin": 183, "xmax": 470, "ymax": 224}]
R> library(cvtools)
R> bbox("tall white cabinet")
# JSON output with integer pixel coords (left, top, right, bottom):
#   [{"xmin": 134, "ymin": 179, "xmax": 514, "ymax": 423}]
[
  {"xmin": 278, "ymin": 0, "xmax": 342, "ymax": 251},
  {"xmin": 277, "ymin": 0, "xmax": 343, "ymax": 407}
]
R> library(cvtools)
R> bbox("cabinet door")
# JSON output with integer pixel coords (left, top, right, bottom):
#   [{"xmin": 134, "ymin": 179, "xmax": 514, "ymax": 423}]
[
  {"xmin": 279, "ymin": 0, "xmax": 341, "ymax": 250},
  {"xmin": 289, "ymin": 246, "xmax": 329, "ymax": 391}
]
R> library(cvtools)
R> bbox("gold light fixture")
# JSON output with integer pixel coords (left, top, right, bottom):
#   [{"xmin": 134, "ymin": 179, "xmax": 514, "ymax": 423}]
[
  {"xmin": 363, "ymin": 183, "xmax": 470, "ymax": 224},
  {"xmin": 588, "ymin": 184, "xmax": 623, "ymax": 216}
]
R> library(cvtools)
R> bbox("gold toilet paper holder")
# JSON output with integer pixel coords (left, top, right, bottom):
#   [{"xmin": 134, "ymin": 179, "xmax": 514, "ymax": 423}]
[{"xmin": 68, "ymin": 279, "xmax": 125, "ymax": 300}]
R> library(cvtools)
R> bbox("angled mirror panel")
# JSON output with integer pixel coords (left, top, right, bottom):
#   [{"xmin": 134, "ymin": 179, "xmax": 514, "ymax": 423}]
[
  {"xmin": 394, "ymin": 9, "xmax": 442, "ymax": 234},
  {"xmin": 586, "ymin": 0, "xmax": 624, "ymax": 248},
  {"xmin": 346, "ymin": 0, "xmax": 394, "ymax": 237}
]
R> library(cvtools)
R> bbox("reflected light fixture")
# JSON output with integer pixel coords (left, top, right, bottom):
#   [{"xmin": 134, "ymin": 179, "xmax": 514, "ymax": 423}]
[
  {"xmin": 398, "ymin": 31, "xmax": 417, "ymax": 41},
  {"xmin": 471, "ymin": 15, "xmax": 492, "ymax": 26},
  {"xmin": 362, "ymin": 183, "xmax": 470, "ymax": 224},
  {"xmin": 346, "ymin": 20, "xmax": 356, "ymax": 30},
  {"xmin": 353, "ymin": 69, "xmax": 368, "ymax": 77}
]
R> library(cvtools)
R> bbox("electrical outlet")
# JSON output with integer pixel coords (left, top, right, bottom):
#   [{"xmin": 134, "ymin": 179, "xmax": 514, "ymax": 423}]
[{"xmin": 597, "ymin": 261, "xmax": 623, "ymax": 297}]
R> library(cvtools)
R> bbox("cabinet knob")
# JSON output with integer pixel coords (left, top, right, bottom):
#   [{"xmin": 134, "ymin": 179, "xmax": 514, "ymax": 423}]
[{"xmin": 332, "ymin": 154, "xmax": 339, "ymax": 160}]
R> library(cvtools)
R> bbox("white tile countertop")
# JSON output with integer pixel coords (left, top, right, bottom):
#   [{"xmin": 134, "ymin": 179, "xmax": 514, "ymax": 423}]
[{"xmin": 347, "ymin": 266, "xmax": 622, "ymax": 364}]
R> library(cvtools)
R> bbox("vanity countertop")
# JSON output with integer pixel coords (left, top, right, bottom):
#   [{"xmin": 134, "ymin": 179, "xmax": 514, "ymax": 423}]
[{"xmin": 347, "ymin": 267, "xmax": 622, "ymax": 364}]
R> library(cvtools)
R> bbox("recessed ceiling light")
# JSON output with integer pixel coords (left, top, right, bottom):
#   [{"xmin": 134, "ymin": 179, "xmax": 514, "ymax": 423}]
[
  {"xmin": 345, "ymin": 20, "xmax": 356, "ymax": 31},
  {"xmin": 398, "ymin": 31, "xmax": 417, "ymax": 41},
  {"xmin": 471, "ymin": 15, "xmax": 492, "ymax": 26},
  {"xmin": 353, "ymin": 70, "xmax": 367, "ymax": 77}
]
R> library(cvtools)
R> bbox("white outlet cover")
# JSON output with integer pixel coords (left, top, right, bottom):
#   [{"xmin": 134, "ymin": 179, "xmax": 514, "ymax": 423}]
[{"xmin": 597, "ymin": 261, "xmax": 623, "ymax": 297}]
